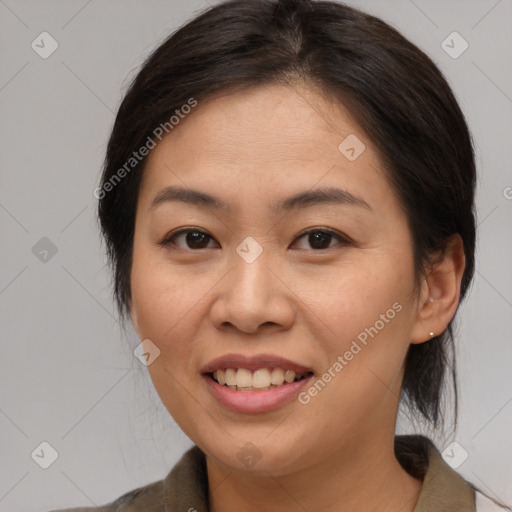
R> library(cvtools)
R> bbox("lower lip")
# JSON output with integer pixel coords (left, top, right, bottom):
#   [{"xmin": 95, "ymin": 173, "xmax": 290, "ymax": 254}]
[{"xmin": 202, "ymin": 374, "xmax": 314, "ymax": 414}]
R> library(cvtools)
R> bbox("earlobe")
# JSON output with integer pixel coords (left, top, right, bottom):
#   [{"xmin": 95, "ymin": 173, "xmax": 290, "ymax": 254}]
[{"xmin": 410, "ymin": 234, "xmax": 466, "ymax": 344}]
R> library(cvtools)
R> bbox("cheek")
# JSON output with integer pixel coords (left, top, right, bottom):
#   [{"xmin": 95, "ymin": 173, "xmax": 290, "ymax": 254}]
[
  {"xmin": 130, "ymin": 243, "xmax": 206, "ymax": 337},
  {"xmin": 304, "ymin": 253, "xmax": 417, "ymax": 402},
  {"xmin": 308, "ymin": 253, "xmax": 416, "ymax": 338},
  {"xmin": 129, "ymin": 250, "xmax": 210, "ymax": 431}
]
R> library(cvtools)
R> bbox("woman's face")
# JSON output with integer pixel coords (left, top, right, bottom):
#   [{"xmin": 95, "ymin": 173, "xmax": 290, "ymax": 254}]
[{"xmin": 130, "ymin": 83, "xmax": 426, "ymax": 475}]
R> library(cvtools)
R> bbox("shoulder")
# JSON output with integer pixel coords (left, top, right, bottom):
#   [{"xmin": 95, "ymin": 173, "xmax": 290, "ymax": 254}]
[
  {"xmin": 47, "ymin": 478, "xmax": 165, "ymax": 512},
  {"xmin": 394, "ymin": 435, "xmax": 511, "ymax": 512},
  {"xmin": 46, "ymin": 445, "xmax": 207, "ymax": 512}
]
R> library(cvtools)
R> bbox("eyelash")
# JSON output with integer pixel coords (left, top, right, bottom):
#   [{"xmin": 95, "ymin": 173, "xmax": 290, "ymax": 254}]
[{"xmin": 158, "ymin": 227, "xmax": 352, "ymax": 252}]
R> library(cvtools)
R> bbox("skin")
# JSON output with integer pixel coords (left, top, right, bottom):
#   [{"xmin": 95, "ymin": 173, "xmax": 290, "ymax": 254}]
[{"xmin": 129, "ymin": 82, "xmax": 465, "ymax": 511}]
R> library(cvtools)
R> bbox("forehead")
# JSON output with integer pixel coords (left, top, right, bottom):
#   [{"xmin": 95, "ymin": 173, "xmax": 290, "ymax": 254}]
[
  {"xmin": 155, "ymin": 84, "xmax": 365, "ymax": 161},
  {"xmin": 139, "ymin": 83, "xmax": 394, "ymax": 214}
]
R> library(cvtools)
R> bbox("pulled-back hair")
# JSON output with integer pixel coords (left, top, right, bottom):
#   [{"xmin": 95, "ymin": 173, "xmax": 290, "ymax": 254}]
[{"xmin": 98, "ymin": 0, "xmax": 476, "ymax": 431}]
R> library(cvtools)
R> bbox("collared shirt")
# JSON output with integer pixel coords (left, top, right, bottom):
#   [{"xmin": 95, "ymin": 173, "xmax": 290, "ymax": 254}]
[{"xmin": 49, "ymin": 435, "xmax": 510, "ymax": 512}]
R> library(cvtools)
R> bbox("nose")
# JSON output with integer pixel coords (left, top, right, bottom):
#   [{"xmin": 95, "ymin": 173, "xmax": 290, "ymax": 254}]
[{"xmin": 209, "ymin": 246, "xmax": 296, "ymax": 335}]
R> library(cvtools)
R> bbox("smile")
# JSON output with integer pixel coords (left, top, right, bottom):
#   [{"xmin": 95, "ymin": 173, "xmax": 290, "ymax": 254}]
[
  {"xmin": 201, "ymin": 353, "xmax": 315, "ymax": 413},
  {"xmin": 210, "ymin": 367, "xmax": 312, "ymax": 391}
]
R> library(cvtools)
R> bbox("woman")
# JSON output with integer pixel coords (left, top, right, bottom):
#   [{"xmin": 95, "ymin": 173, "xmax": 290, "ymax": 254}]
[{"xmin": 51, "ymin": 0, "xmax": 510, "ymax": 510}]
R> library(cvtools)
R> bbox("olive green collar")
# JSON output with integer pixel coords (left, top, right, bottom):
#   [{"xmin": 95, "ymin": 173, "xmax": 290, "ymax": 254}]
[
  {"xmin": 395, "ymin": 435, "xmax": 476, "ymax": 511},
  {"xmin": 162, "ymin": 434, "xmax": 476, "ymax": 511}
]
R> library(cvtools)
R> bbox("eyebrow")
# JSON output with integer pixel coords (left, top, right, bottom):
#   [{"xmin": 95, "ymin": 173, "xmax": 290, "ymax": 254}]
[{"xmin": 149, "ymin": 185, "xmax": 372, "ymax": 213}]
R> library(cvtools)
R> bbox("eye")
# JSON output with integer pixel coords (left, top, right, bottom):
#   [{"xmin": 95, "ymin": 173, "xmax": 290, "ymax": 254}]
[
  {"xmin": 159, "ymin": 228, "xmax": 219, "ymax": 250},
  {"xmin": 159, "ymin": 227, "xmax": 351, "ymax": 251},
  {"xmin": 292, "ymin": 228, "xmax": 351, "ymax": 250}
]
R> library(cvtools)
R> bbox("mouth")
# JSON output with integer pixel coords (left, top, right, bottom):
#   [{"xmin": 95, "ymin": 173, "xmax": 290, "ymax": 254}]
[
  {"xmin": 200, "ymin": 354, "xmax": 315, "ymax": 413},
  {"xmin": 207, "ymin": 367, "xmax": 314, "ymax": 391}
]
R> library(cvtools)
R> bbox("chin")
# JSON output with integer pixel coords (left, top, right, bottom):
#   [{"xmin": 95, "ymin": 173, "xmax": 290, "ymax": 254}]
[{"xmin": 198, "ymin": 430, "xmax": 316, "ymax": 477}]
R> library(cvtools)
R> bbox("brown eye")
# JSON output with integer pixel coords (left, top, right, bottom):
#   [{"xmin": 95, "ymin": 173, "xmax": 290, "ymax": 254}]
[
  {"xmin": 159, "ymin": 227, "xmax": 350, "ymax": 251},
  {"xmin": 160, "ymin": 229, "xmax": 218, "ymax": 250},
  {"xmin": 293, "ymin": 229, "xmax": 350, "ymax": 250}
]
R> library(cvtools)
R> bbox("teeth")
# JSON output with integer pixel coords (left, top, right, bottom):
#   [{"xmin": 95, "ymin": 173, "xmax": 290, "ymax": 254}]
[
  {"xmin": 225, "ymin": 368, "xmax": 237, "ymax": 386},
  {"xmin": 284, "ymin": 370, "xmax": 296, "ymax": 383},
  {"xmin": 253, "ymin": 368, "xmax": 271, "ymax": 388},
  {"xmin": 212, "ymin": 368, "xmax": 309, "ymax": 391},
  {"xmin": 236, "ymin": 368, "xmax": 252, "ymax": 388},
  {"xmin": 270, "ymin": 368, "xmax": 285, "ymax": 385}
]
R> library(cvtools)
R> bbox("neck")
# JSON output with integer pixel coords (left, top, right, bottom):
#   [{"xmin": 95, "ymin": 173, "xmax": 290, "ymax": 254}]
[{"xmin": 206, "ymin": 433, "xmax": 423, "ymax": 512}]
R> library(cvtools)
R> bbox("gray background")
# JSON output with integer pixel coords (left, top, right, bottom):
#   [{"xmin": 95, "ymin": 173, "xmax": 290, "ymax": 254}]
[{"xmin": 0, "ymin": 0, "xmax": 511, "ymax": 510}]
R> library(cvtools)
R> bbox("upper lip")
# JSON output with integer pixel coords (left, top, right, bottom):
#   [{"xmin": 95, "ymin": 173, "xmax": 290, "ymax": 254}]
[{"xmin": 200, "ymin": 353, "xmax": 314, "ymax": 374}]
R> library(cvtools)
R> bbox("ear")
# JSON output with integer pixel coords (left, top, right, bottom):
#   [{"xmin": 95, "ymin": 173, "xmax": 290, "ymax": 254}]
[{"xmin": 410, "ymin": 234, "xmax": 466, "ymax": 344}]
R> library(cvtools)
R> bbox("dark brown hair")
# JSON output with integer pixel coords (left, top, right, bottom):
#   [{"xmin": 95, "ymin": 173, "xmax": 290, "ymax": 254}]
[{"xmin": 98, "ymin": 0, "xmax": 476, "ymax": 431}]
